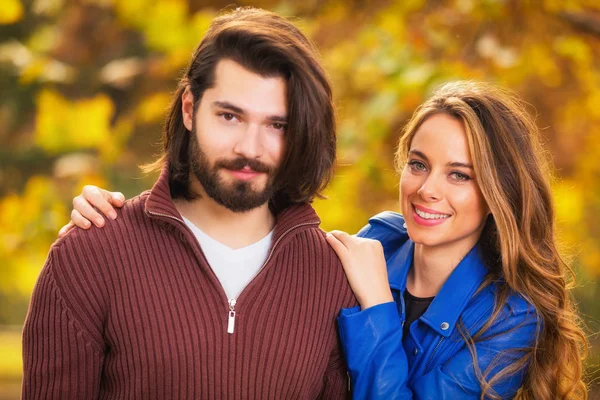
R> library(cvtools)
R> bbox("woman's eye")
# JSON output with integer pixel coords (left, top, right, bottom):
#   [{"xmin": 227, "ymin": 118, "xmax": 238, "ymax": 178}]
[
  {"xmin": 271, "ymin": 123, "xmax": 286, "ymax": 131},
  {"xmin": 409, "ymin": 160, "xmax": 426, "ymax": 171},
  {"xmin": 451, "ymin": 172, "xmax": 471, "ymax": 182}
]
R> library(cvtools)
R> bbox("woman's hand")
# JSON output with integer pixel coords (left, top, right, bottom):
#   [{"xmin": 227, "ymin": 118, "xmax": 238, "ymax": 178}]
[
  {"xmin": 326, "ymin": 230, "xmax": 394, "ymax": 310},
  {"xmin": 58, "ymin": 186, "xmax": 125, "ymax": 238}
]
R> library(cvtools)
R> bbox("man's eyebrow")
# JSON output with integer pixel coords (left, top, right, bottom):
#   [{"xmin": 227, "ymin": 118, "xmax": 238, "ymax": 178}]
[
  {"xmin": 213, "ymin": 101, "xmax": 287, "ymax": 123},
  {"xmin": 266, "ymin": 115, "xmax": 287, "ymax": 123},
  {"xmin": 213, "ymin": 101, "xmax": 245, "ymax": 115},
  {"xmin": 409, "ymin": 149, "xmax": 473, "ymax": 169}
]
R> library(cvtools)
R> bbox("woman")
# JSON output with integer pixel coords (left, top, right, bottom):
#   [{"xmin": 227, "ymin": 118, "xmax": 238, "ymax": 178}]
[{"xmin": 62, "ymin": 81, "xmax": 588, "ymax": 399}]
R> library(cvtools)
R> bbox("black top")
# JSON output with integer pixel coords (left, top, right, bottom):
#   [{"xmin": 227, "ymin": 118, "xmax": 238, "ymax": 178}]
[{"xmin": 403, "ymin": 289, "xmax": 435, "ymax": 338}]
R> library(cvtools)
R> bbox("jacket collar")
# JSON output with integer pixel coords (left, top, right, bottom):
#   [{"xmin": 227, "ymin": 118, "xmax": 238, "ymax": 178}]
[
  {"xmin": 144, "ymin": 164, "xmax": 321, "ymax": 240},
  {"xmin": 387, "ymin": 240, "xmax": 488, "ymax": 337}
]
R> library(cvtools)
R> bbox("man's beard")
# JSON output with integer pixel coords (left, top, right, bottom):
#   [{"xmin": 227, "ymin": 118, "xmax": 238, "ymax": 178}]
[{"xmin": 188, "ymin": 129, "xmax": 278, "ymax": 213}]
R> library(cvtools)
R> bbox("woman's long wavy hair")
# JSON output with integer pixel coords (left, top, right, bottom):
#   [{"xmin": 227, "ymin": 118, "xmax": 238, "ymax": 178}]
[{"xmin": 396, "ymin": 81, "xmax": 588, "ymax": 399}]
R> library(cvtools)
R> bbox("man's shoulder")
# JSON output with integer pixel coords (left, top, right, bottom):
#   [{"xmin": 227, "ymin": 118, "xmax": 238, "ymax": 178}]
[
  {"xmin": 292, "ymin": 226, "xmax": 358, "ymax": 307},
  {"xmin": 294, "ymin": 226, "xmax": 342, "ymax": 261},
  {"xmin": 51, "ymin": 191, "xmax": 152, "ymax": 263}
]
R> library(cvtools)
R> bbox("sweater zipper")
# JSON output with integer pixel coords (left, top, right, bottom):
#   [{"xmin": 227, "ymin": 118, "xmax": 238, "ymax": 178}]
[
  {"xmin": 148, "ymin": 210, "xmax": 318, "ymax": 334},
  {"xmin": 227, "ymin": 298, "xmax": 237, "ymax": 333},
  {"xmin": 225, "ymin": 220, "xmax": 319, "ymax": 333},
  {"xmin": 147, "ymin": 211, "xmax": 184, "ymax": 224}
]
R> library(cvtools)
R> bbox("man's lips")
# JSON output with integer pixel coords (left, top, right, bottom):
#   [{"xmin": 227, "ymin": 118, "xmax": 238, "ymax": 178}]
[{"xmin": 225, "ymin": 167, "xmax": 263, "ymax": 181}]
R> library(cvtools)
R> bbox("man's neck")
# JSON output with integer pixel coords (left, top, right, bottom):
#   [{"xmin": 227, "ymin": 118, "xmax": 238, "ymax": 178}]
[{"xmin": 174, "ymin": 192, "xmax": 275, "ymax": 251}]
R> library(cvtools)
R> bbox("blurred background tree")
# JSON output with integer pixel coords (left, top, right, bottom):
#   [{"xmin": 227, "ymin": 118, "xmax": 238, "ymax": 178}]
[{"xmin": 0, "ymin": 0, "xmax": 598, "ymax": 397}]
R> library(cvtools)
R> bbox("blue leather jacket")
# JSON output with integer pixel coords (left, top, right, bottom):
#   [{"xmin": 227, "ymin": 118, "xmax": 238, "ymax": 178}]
[{"xmin": 338, "ymin": 212, "xmax": 539, "ymax": 399}]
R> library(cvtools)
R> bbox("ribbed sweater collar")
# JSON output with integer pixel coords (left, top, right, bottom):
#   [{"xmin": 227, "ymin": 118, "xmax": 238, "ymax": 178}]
[{"xmin": 144, "ymin": 164, "xmax": 322, "ymax": 239}]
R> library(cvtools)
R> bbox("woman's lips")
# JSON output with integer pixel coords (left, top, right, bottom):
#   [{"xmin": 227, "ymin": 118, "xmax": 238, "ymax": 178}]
[{"xmin": 411, "ymin": 204, "xmax": 451, "ymax": 227}]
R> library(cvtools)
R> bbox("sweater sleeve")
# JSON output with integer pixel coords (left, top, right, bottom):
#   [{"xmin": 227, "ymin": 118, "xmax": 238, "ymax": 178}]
[
  {"xmin": 22, "ymin": 248, "xmax": 106, "ymax": 400},
  {"xmin": 317, "ymin": 338, "xmax": 351, "ymax": 400}
]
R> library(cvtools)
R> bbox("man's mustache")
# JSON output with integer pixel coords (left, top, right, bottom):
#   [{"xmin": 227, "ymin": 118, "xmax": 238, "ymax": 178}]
[{"xmin": 216, "ymin": 157, "xmax": 274, "ymax": 174}]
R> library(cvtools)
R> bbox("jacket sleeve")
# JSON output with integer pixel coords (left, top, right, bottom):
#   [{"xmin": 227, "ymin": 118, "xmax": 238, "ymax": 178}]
[
  {"xmin": 22, "ymin": 248, "xmax": 105, "ymax": 399},
  {"xmin": 338, "ymin": 302, "xmax": 412, "ymax": 399},
  {"xmin": 338, "ymin": 300, "xmax": 538, "ymax": 400}
]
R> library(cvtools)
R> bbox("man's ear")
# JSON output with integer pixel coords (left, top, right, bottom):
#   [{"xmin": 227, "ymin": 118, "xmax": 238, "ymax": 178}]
[{"xmin": 182, "ymin": 86, "xmax": 194, "ymax": 131}]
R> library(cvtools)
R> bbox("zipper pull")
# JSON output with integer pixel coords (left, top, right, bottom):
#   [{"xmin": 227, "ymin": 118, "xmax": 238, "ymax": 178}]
[{"xmin": 227, "ymin": 298, "xmax": 237, "ymax": 334}]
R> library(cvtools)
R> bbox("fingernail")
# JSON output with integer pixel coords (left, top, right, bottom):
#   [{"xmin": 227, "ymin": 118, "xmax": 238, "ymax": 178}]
[
  {"xmin": 83, "ymin": 221, "xmax": 90, "ymax": 228},
  {"xmin": 109, "ymin": 210, "xmax": 117, "ymax": 220},
  {"xmin": 96, "ymin": 218, "xmax": 104, "ymax": 227}
]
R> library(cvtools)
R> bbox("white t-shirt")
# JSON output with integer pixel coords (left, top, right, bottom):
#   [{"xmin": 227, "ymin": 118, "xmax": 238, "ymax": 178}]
[{"xmin": 183, "ymin": 216, "xmax": 274, "ymax": 300}]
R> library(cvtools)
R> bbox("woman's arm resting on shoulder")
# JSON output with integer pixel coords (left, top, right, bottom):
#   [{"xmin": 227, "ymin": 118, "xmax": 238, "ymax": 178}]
[
  {"xmin": 58, "ymin": 185, "xmax": 125, "ymax": 237},
  {"xmin": 325, "ymin": 231, "xmax": 393, "ymax": 309}
]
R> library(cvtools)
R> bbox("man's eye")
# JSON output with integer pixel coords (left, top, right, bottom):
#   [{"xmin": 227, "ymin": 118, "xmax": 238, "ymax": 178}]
[
  {"xmin": 221, "ymin": 113, "xmax": 235, "ymax": 121},
  {"xmin": 272, "ymin": 123, "xmax": 286, "ymax": 131}
]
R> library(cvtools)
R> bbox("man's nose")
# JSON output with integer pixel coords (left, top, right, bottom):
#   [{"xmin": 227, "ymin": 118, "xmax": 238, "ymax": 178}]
[{"xmin": 233, "ymin": 123, "xmax": 263, "ymax": 159}]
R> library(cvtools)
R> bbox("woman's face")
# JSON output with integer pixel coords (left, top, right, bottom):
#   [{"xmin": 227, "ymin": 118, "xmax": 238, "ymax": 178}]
[{"xmin": 400, "ymin": 113, "xmax": 489, "ymax": 252}]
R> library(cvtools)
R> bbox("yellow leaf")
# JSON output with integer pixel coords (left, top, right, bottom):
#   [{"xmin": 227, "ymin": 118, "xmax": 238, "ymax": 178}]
[
  {"xmin": 115, "ymin": 0, "xmax": 150, "ymax": 29},
  {"xmin": 554, "ymin": 36, "xmax": 591, "ymax": 66},
  {"xmin": 0, "ymin": 0, "xmax": 24, "ymax": 24},
  {"xmin": 581, "ymin": 239, "xmax": 600, "ymax": 276},
  {"xmin": 553, "ymin": 180, "xmax": 583, "ymax": 226},
  {"xmin": 0, "ymin": 329, "xmax": 23, "ymax": 379},
  {"xmin": 142, "ymin": 0, "xmax": 189, "ymax": 52},
  {"xmin": 137, "ymin": 92, "xmax": 172, "ymax": 124},
  {"xmin": 35, "ymin": 89, "xmax": 115, "ymax": 153}
]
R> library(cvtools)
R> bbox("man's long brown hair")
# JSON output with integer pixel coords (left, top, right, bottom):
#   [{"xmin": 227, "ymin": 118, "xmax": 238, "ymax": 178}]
[
  {"xmin": 145, "ymin": 7, "xmax": 336, "ymax": 212},
  {"xmin": 396, "ymin": 81, "xmax": 588, "ymax": 399}
]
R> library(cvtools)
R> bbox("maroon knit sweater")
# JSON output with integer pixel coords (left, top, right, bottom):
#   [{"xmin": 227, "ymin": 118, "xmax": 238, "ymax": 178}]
[{"xmin": 22, "ymin": 168, "xmax": 357, "ymax": 399}]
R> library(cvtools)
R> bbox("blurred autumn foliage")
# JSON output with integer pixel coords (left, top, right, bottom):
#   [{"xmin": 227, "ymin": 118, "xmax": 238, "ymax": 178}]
[{"xmin": 1, "ymin": 0, "xmax": 599, "ymax": 397}]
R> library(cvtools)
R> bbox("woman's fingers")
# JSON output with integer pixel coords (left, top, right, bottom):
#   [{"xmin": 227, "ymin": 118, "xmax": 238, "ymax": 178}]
[
  {"xmin": 108, "ymin": 191, "xmax": 125, "ymax": 207},
  {"xmin": 325, "ymin": 231, "xmax": 350, "ymax": 263},
  {"xmin": 81, "ymin": 186, "xmax": 121, "ymax": 220},
  {"xmin": 73, "ymin": 195, "xmax": 106, "ymax": 227},
  {"xmin": 327, "ymin": 230, "xmax": 392, "ymax": 309},
  {"xmin": 328, "ymin": 230, "xmax": 353, "ymax": 246},
  {"xmin": 61, "ymin": 186, "xmax": 125, "ymax": 237},
  {"xmin": 70, "ymin": 208, "xmax": 96, "ymax": 230},
  {"xmin": 58, "ymin": 221, "xmax": 77, "ymax": 238},
  {"xmin": 60, "ymin": 187, "xmax": 125, "ymax": 237}
]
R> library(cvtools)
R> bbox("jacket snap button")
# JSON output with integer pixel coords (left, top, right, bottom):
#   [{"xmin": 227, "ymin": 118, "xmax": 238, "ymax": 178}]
[
  {"xmin": 413, "ymin": 348, "xmax": 418, "ymax": 356},
  {"xmin": 440, "ymin": 322, "xmax": 449, "ymax": 330}
]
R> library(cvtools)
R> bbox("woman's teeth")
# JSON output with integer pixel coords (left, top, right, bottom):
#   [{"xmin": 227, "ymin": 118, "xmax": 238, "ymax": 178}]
[{"xmin": 414, "ymin": 207, "xmax": 450, "ymax": 220}]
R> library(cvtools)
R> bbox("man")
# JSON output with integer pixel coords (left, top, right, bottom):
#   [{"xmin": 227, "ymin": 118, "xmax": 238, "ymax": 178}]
[{"xmin": 22, "ymin": 8, "xmax": 355, "ymax": 399}]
